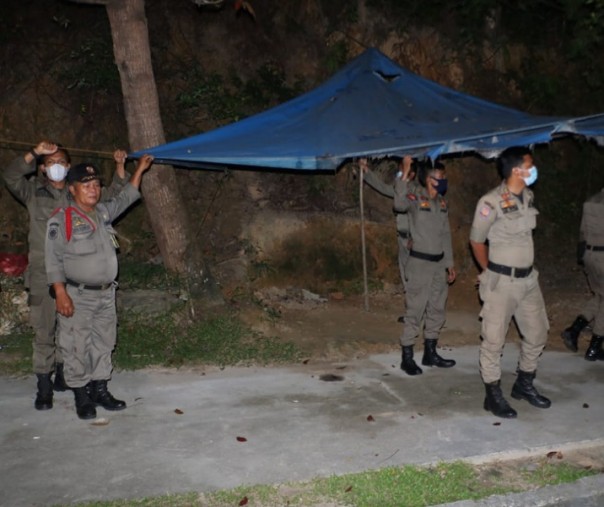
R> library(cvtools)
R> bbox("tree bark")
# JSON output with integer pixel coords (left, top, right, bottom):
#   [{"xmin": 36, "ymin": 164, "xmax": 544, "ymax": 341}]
[{"xmin": 71, "ymin": 0, "xmax": 223, "ymax": 306}]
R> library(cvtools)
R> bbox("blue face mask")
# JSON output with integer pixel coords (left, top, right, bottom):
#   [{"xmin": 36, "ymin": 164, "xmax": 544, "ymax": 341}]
[
  {"xmin": 431, "ymin": 177, "xmax": 448, "ymax": 195},
  {"xmin": 522, "ymin": 166, "xmax": 538, "ymax": 186}
]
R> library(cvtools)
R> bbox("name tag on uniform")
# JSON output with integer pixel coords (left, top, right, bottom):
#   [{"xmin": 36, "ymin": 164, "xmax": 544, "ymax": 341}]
[{"xmin": 500, "ymin": 200, "xmax": 518, "ymax": 214}]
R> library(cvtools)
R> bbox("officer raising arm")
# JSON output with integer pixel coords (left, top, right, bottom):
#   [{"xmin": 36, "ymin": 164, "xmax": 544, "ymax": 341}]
[
  {"xmin": 45, "ymin": 154, "xmax": 153, "ymax": 420},
  {"xmin": 2, "ymin": 141, "xmax": 130, "ymax": 411},
  {"xmin": 470, "ymin": 146, "xmax": 551, "ymax": 419}
]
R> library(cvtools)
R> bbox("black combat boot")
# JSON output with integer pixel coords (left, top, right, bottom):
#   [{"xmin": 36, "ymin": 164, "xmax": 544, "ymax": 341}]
[
  {"xmin": 561, "ymin": 315, "xmax": 589, "ymax": 352},
  {"xmin": 511, "ymin": 370, "xmax": 551, "ymax": 408},
  {"xmin": 53, "ymin": 362, "xmax": 70, "ymax": 392},
  {"xmin": 400, "ymin": 346, "xmax": 423, "ymax": 376},
  {"xmin": 73, "ymin": 386, "xmax": 96, "ymax": 420},
  {"xmin": 90, "ymin": 380, "xmax": 127, "ymax": 411},
  {"xmin": 421, "ymin": 339, "xmax": 456, "ymax": 368},
  {"xmin": 585, "ymin": 335, "xmax": 604, "ymax": 361},
  {"xmin": 34, "ymin": 374, "xmax": 53, "ymax": 410},
  {"xmin": 483, "ymin": 381, "xmax": 517, "ymax": 418}
]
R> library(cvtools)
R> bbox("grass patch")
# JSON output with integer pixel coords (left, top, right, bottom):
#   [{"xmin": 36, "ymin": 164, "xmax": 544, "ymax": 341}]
[
  {"xmin": 0, "ymin": 328, "xmax": 33, "ymax": 375},
  {"xmin": 69, "ymin": 458, "xmax": 600, "ymax": 507},
  {"xmin": 114, "ymin": 311, "xmax": 300, "ymax": 370}
]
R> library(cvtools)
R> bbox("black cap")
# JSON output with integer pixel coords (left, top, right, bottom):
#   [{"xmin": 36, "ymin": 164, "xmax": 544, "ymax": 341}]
[{"xmin": 67, "ymin": 163, "xmax": 101, "ymax": 184}]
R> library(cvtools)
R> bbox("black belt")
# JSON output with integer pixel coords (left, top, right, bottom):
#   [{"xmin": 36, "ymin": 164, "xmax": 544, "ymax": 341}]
[
  {"xmin": 398, "ymin": 231, "xmax": 410, "ymax": 239},
  {"xmin": 586, "ymin": 244, "xmax": 604, "ymax": 252},
  {"xmin": 487, "ymin": 261, "xmax": 533, "ymax": 278},
  {"xmin": 409, "ymin": 250, "xmax": 444, "ymax": 262},
  {"xmin": 66, "ymin": 279, "xmax": 113, "ymax": 290}
]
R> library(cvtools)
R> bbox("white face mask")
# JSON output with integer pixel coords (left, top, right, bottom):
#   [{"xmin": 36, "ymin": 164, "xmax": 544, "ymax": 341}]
[{"xmin": 46, "ymin": 164, "xmax": 68, "ymax": 182}]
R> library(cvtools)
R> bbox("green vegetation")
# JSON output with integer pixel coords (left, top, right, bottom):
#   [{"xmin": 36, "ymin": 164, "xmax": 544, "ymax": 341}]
[
  {"xmin": 114, "ymin": 311, "xmax": 299, "ymax": 370},
  {"xmin": 69, "ymin": 458, "xmax": 599, "ymax": 507},
  {"xmin": 58, "ymin": 37, "xmax": 120, "ymax": 93},
  {"xmin": 177, "ymin": 63, "xmax": 305, "ymax": 125}
]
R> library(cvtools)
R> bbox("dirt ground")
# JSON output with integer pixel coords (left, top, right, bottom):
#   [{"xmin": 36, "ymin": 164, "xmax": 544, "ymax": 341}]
[{"xmin": 244, "ymin": 259, "xmax": 596, "ymax": 362}]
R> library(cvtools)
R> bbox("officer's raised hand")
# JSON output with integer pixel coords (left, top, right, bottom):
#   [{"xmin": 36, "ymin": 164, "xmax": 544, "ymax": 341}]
[
  {"xmin": 26, "ymin": 140, "xmax": 58, "ymax": 164},
  {"xmin": 52, "ymin": 282, "xmax": 74, "ymax": 318},
  {"xmin": 113, "ymin": 149, "xmax": 127, "ymax": 180},
  {"xmin": 129, "ymin": 154, "xmax": 154, "ymax": 189}
]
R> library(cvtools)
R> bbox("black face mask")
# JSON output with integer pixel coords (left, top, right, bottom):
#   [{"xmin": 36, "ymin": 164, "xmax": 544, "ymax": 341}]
[{"xmin": 431, "ymin": 178, "xmax": 448, "ymax": 196}]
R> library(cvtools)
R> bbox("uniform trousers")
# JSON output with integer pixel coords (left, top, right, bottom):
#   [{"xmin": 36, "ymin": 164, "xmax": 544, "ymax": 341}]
[
  {"xmin": 478, "ymin": 269, "xmax": 549, "ymax": 383},
  {"xmin": 29, "ymin": 288, "xmax": 61, "ymax": 374},
  {"xmin": 584, "ymin": 251, "xmax": 604, "ymax": 335},
  {"xmin": 397, "ymin": 234, "xmax": 410, "ymax": 291},
  {"xmin": 57, "ymin": 284, "xmax": 117, "ymax": 388},
  {"xmin": 400, "ymin": 256, "xmax": 448, "ymax": 346}
]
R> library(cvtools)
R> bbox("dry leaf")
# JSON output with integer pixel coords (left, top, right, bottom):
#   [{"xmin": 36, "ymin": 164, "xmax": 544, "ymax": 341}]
[
  {"xmin": 583, "ymin": 403, "xmax": 589, "ymax": 408},
  {"xmin": 239, "ymin": 496, "xmax": 249, "ymax": 506},
  {"xmin": 91, "ymin": 418, "xmax": 110, "ymax": 426},
  {"xmin": 237, "ymin": 436, "xmax": 247, "ymax": 442},
  {"xmin": 344, "ymin": 486, "xmax": 353, "ymax": 492},
  {"xmin": 302, "ymin": 359, "xmax": 309, "ymax": 364},
  {"xmin": 546, "ymin": 451, "xmax": 559, "ymax": 458},
  {"xmin": 493, "ymin": 422, "xmax": 501, "ymax": 426},
  {"xmin": 319, "ymin": 374, "xmax": 344, "ymax": 382},
  {"xmin": 174, "ymin": 409, "xmax": 184, "ymax": 415},
  {"xmin": 367, "ymin": 415, "xmax": 375, "ymax": 422}
]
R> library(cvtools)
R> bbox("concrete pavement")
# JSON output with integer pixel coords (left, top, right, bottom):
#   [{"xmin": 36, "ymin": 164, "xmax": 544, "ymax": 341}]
[{"xmin": 1, "ymin": 344, "xmax": 602, "ymax": 506}]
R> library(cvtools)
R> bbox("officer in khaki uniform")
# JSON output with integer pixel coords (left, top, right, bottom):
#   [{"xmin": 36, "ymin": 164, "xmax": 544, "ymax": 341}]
[
  {"xmin": 2, "ymin": 141, "xmax": 129, "ymax": 411},
  {"xmin": 561, "ymin": 187, "xmax": 604, "ymax": 360},
  {"xmin": 362, "ymin": 157, "xmax": 415, "ymax": 298},
  {"xmin": 470, "ymin": 146, "xmax": 551, "ymax": 419},
  {"xmin": 45, "ymin": 155, "xmax": 153, "ymax": 420},
  {"xmin": 393, "ymin": 160, "xmax": 456, "ymax": 376}
]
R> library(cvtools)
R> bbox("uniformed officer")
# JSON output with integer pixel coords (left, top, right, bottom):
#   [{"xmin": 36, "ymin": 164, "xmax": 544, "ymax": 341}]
[
  {"xmin": 561, "ymin": 187, "xmax": 604, "ymax": 360},
  {"xmin": 393, "ymin": 160, "xmax": 456, "ymax": 376},
  {"xmin": 362, "ymin": 157, "xmax": 416, "ymax": 298},
  {"xmin": 45, "ymin": 154, "xmax": 153, "ymax": 420},
  {"xmin": 2, "ymin": 141, "xmax": 129, "ymax": 411},
  {"xmin": 470, "ymin": 146, "xmax": 551, "ymax": 419}
]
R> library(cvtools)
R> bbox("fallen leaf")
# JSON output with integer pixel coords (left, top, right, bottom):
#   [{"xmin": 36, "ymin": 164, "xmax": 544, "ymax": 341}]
[
  {"xmin": 546, "ymin": 451, "xmax": 558, "ymax": 458},
  {"xmin": 134, "ymin": 397, "xmax": 142, "ymax": 401},
  {"xmin": 493, "ymin": 422, "xmax": 501, "ymax": 426},
  {"xmin": 174, "ymin": 409, "xmax": 184, "ymax": 415},
  {"xmin": 319, "ymin": 374, "xmax": 344, "ymax": 382},
  {"xmin": 583, "ymin": 403, "xmax": 589, "ymax": 408},
  {"xmin": 239, "ymin": 496, "xmax": 249, "ymax": 506},
  {"xmin": 335, "ymin": 365, "xmax": 346, "ymax": 370},
  {"xmin": 91, "ymin": 418, "xmax": 110, "ymax": 426},
  {"xmin": 367, "ymin": 415, "xmax": 375, "ymax": 422},
  {"xmin": 302, "ymin": 359, "xmax": 309, "ymax": 364},
  {"xmin": 345, "ymin": 486, "xmax": 353, "ymax": 492},
  {"xmin": 237, "ymin": 436, "xmax": 247, "ymax": 442},
  {"xmin": 417, "ymin": 412, "xmax": 423, "ymax": 416}
]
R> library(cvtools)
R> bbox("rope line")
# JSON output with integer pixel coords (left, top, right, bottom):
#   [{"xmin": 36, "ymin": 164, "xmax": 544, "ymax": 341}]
[{"xmin": 0, "ymin": 138, "xmax": 116, "ymax": 159}]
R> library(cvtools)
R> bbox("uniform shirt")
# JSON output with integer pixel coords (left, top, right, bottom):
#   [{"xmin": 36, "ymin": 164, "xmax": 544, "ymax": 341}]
[
  {"xmin": 363, "ymin": 170, "xmax": 410, "ymax": 234},
  {"xmin": 393, "ymin": 179, "xmax": 453, "ymax": 268},
  {"xmin": 580, "ymin": 188, "xmax": 604, "ymax": 247},
  {"xmin": 45, "ymin": 183, "xmax": 140, "ymax": 286},
  {"xmin": 2, "ymin": 156, "xmax": 129, "ymax": 291},
  {"xmin": 470, "ymin": 181, "xmax": 538, "ymax": 268}
]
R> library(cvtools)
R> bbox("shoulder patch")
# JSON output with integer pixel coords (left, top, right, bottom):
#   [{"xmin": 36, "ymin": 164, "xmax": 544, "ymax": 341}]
[{"xmin": 479, "ymin": 204, "xmax": 492, "ymax": 219}]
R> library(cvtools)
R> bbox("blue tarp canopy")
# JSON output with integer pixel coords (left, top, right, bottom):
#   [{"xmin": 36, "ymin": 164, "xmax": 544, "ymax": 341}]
[{"xmin": 132, "ymin": 48, "xmax": 604, "ymax": 170}]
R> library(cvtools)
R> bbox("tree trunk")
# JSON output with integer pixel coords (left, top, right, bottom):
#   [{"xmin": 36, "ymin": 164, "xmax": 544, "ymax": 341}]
[{"xmin": 72, "ymin": 0, "xmax": 223, "ymax": 307}]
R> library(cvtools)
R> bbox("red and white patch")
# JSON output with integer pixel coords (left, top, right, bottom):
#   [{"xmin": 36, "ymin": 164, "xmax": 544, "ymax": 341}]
[{"xmin": 479, "ymin": 205, "xmax": 492, "ymax": 219}]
